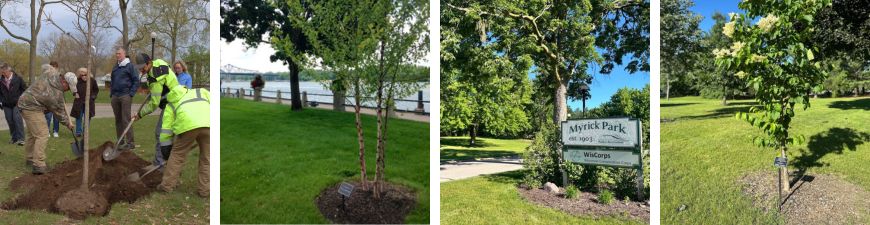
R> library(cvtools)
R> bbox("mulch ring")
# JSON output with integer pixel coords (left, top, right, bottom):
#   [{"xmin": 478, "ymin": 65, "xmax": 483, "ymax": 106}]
[
  {"xmin": 315, "ymin": 181, "xmax": 417, "ymax": 224},
  {"xmin": 741, "ymin": 171, "xmax": 870, "ymax": 225},
  {"xmin": 0, "ymin": 141, "xmax": 162, "ymax": 220},
  {"xmin": 517, "ymin": 186, "xmax": 650, "ymax": 222}
]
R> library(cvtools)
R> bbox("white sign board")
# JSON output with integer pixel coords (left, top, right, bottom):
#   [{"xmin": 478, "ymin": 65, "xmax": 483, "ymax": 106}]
[
  {"xmin": 561, "ymin": 118, "xmax": 640, "ymax": 148},
  {"xmin": 564, "ymin": 149, "xmax": 640, "ymax": 167}
]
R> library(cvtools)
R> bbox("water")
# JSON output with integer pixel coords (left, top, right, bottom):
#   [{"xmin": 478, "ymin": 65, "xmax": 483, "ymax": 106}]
[{"xmin": 220, "ymin": 81, "xmax": 430, "ymax": 112}]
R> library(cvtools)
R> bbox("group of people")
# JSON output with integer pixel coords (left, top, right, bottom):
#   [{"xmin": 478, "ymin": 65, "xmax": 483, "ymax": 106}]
[{"xmin": 0, "ymin": 47, "xmax": 209, "ymax": 198}]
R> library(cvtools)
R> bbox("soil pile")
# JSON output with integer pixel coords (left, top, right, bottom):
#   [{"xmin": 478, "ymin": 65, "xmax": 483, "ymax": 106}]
[
  {"xmin": 518, "ymin": 187, "xmax": 650, "ymax": 221},
  {"xmin": 0, "ymin": 141, "xmax": 162, "ymax": 219},
  {"xmin": 315, "ymin": 181, "xmax": 417, "ymax": 224},
  {"xmin": 741, "ymin": 171, "xmax": 870, "ymax": 225}
]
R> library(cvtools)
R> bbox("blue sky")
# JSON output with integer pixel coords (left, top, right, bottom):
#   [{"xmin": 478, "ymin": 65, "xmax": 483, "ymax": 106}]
[
  {"xmin": 529, "ymin": 55, "xmax": 650, "ymax": 111},
  {"xmin": 690, "ymin": 1, "xmax": 743, "ymax": 31}
]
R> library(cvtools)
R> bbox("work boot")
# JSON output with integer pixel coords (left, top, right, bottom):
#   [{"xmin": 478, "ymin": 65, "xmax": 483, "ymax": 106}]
[{"xmin": 31, "ymin": 166, "xmax": 45, "ymax": 175}]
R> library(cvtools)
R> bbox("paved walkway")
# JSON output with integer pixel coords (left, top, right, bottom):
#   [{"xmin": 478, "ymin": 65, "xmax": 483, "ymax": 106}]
[
  {"xmin": 225, "ymin": 94, "xmax": 430, "ymax": 122},
  {"xmin": 0, "ymin": 104, "xmax": 121, "ymax": 131},
  {"xmin": 440, "ymin": 159, "xmax": 524, "ymax": 182}
]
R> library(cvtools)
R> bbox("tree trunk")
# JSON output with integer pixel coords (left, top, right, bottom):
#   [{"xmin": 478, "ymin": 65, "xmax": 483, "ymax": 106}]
[
  {"xmin": 373, "ymin": 43, "xmax": 386, "ymax": 199},
  {"xmin": 553, "ymin": 75, "xmax": 568, "ymax": 125},
  {"xmin": 289, "ymin": 62, "xmax": 302, "ymax": 111},
  {"xmin": 779, "ymin": 147, "xmax": 790, "ymax": 193},
  {"xmin": 665, "ymin": 74, "xmax": 671, "ymax": 101},
  {"xmin": 353, "ymin": 78, "xmax": 367, "ymax": 190},
  {"xmin": 722, "ymin": 86, "xmax": 728, "ymax": 106},
  {"xmin": 119, "ymin": 0, "xmax": 129, "ymax": 52},
  {"xmin": 469, "ymin": 123, "xmax": 477, "ymax": 146}
]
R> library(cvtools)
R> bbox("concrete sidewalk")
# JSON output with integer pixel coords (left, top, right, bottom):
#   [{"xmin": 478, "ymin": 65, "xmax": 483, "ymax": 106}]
[
  {"xmin": 0, "ymin": 104, "xmax": 129, "ymax": 131},
  {"xmin": 440, "ymin": 159, "xmax": 524, "ymax": 182}
]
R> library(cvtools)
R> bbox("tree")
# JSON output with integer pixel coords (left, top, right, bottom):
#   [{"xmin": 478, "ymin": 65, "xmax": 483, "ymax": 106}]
[
  {"xmin": 661, "ymin": 0, "xmax": 702, "ymax": 100},
  {"xmin": 699, "ymin": 12, "xmax": 746, "ymax": 105},
  {"xmin": 221, "ymin": 0, "xmax": 312, "ymax": 111},
  {"xmin": 0, "ymin": 0, "xmax": 63, "ymax": 83},
  {"xmin": 813, "ymin": 0, "xmax": 870, "ymax": 59},
  {"xmin": 720, "ymin": 0, "xmax": 831, "ymax": 194},
  {"xmin": 132, "ymin": 0, "xmax": 208, "ymax": 63},
  {"xmin": 443, "ymin": 0, "xmax": 649, "ymax": 128}
]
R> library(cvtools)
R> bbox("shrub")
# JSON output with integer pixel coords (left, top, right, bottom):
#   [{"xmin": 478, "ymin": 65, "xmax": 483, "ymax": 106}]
[
  {"xmin": 598, "ymin": 189, "xmax": 615, "ymax": 205},
  {"xmin": 565, "ymin": 185, "xmax": 580, "ymax": 199},
  {"xmin": 521, "ymin": 174, "xmax": 542, "ymax": 189}
]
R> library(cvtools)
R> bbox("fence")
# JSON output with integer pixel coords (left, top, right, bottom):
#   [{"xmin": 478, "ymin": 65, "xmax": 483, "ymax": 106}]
[{"xmin": 221, "ymin": 87, "xmax": 430, "ymax": 115}]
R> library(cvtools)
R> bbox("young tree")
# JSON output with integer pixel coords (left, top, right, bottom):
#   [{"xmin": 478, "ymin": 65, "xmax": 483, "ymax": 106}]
[
  {"xmin": 719, "ymin": 0, "xmax": 831, "ymax": 193},
  {"xmin": 0, "ymin": 0, "xmax": 63, "ymax": 83}
]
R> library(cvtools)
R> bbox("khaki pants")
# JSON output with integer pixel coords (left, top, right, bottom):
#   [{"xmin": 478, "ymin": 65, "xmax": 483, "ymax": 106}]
[
  {"xmin": 111, "ymin": 95, "xmax": 134, "ymax": 144},
  {"xmin": 159, "ymin": 127, "xmax": 209, "ymax": 197},
  {"xmin": 21, "ymin": 109, "xmax": 49, "ymax": 168}
]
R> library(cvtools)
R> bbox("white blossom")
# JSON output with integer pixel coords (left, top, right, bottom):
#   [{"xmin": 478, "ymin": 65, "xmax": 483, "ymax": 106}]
[
  {"xmin": 713, "ymin": 48, "xmax": 731, "ymax": 59},
  {"xmin": 730, "ymin": 42, "xmax": 745, "ymax": 56},
  {"xmin": 735, "ymin": 71, "xmax": 747, "ymax": 79},
  {"xmin": 751, "ymin": 54, "xmax": 766, "ymax": 63},
  {"xmin": 723, "ymin": 21, "xmax": 736, "ymax": 38},
  {"xmin": 756, "ymin": 14, "xmax": 779, "ymax": 32}
]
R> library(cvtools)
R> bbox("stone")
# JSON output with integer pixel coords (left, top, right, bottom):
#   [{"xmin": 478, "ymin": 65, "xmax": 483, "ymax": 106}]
[{"xmin": 544, "ymin": 182, "xmax": 560, "ymax": 194}]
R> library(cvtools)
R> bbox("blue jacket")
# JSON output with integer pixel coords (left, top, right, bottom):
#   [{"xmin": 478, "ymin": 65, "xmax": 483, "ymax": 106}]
[
  {"xmin": 177, "ymin": 72, "xmax": 193, "ymax": 88},
  {"xmin": 110, "ymin": 58, "xmax": 139, "ymax": 97}
]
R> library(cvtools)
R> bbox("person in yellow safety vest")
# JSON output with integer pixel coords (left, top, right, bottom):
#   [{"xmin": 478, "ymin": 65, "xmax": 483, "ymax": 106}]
[
  {"xmin": 132, "ymin": 53, "xmax": 179, "ymax": 167},
  {"xmin": 151, "ymin": 84, "xmax": 210, "ymax": 197}
]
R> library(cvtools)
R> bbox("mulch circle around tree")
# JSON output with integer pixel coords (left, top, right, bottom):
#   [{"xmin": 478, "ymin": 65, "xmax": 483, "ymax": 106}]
[
  {"xmin": 0, "ymin": 142, "xmax": 162, "ymax": 220},
  {"xmin": 517, "ymin": 186, "xmax": 650, "ymax": 222},
  {"xmin": 741, "ymin": 171, "xmax": 870, "ymax": 225},
  {"xmin": 315, "ymin": 181, "xmax": 417, "ymax": 224}
]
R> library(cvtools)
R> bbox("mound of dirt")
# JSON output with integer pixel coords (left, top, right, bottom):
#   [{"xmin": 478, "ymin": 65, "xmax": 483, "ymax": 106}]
[
  {"xmin": 741, "ymin": 171, "xmax": 870, "ymax": 225},
  {"xmin": 315, "ymin": 181, "xmax": 417, "ymax": 224},
  {"xmin": 0, "ymin": 141, "xmax": 162, "ymax": 219},
  {"xmin": 518, "ymin": 187, "xmax": 650, "ymax": 221}
]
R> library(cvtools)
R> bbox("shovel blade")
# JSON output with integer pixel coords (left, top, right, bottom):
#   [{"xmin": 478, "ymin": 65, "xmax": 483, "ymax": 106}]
[
  {"xmin": 71, "ymin": 140, "xmax": 84, "ymax": 158},
  {"xmin": 126, "ymin": 172, "xmax": 141, "ymax": 182}
]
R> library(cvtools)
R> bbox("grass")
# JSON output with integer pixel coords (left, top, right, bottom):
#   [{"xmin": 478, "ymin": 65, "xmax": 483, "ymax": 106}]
[
  {"xmin": 0, "ymin": 116, "xmax": 208, "ymax": 224},
  {"xmin": 220, "ymin": 98, "xmax": 430, "ymax": 224},
  {"xmin": 662, "ymin": 96, "xmax": 870, "ymax": 224},
  {"xmin": 440, "ymin": 136, "xmax": 531, "ymax": 161},
  {"xmin": 441, "ymin": 170, "xmax": 643, "ymax": 225}
]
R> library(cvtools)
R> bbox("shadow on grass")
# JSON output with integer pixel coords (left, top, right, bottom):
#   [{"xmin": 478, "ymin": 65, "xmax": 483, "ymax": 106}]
[
  {"xmin": 482, "ymin": 170, "xmax": 526, "ymax": 184},
  {"xmin": 673, "ymin": 105, "xmax": 755, "ymax": 121},
  {"xmin": 440, "ymin": 137, "xmax": 497, "ymax": 148},
  {"xmin": 440, "ymin": 149, "xmax": 521, "ymax": 161},
  {"xmin": 828, "ymin": 98, "xmax": 870, "ymax": 110},
  {"xmin": 793, "ymin": 127, "xmax": 870, "ymax": 173},
  {"xmin": 661, "ymin": 103, "xmax": 696, "ymax": 107},
  {"xmin": 724, "ymin": 101, "xmax": 758, "ymax": 106}
]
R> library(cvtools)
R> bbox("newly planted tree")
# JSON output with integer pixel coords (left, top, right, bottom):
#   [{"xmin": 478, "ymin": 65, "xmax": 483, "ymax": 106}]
[{"xmin": 717, "ymin": 0, "xmax": 831, "ymax": 193}]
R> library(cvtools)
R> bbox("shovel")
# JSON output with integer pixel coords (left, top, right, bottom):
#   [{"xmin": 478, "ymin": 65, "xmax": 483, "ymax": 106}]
[
  {"xmin": 127, "ymin": 164, "xmax": 162, "ymax": 182},
  {"xmin": 71, "ymin": 133, "xmax": 84, "ymax": 158},
  {"xmin": 103, "ymin": 95, "xmax": 151, "ymax": 161}
]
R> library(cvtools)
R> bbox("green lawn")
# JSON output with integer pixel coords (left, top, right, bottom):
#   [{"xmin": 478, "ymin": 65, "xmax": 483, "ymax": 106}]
[
  {"xmin": 441, "ymin": 170, "xmax": 643, "ymax": 225},
  {"xmin": 220, "ymin": 98, "xmax": 430, "ymax": 223},
  {"xmin": 0, "ymin": 116, "xmax": 208, "ymax": 224},
  {"xmin": 440, "ymin": 136, "xmax": 531, "ymax": 161},
  {"xmin": 662, "ymin": 96, "xmax": 870, "ymax": 224}
]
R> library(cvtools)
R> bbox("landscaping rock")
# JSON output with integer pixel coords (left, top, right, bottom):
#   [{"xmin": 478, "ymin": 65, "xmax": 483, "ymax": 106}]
[{"xmin": 544, "ymin": 182, "xmax": 560, "ymax": 194}]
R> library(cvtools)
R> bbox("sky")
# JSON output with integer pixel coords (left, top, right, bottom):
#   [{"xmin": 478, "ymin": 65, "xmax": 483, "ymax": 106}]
[
  {"xmin": 529, "ymin": 57, "xmax": 651, "ymax": 111},
  {"xmin": 0, "ymin": 1, "xmax": 124, "ymax": 49},
  {"xmin": 690, "ymin": 0, "xmax": 743, "ymax": 31}
]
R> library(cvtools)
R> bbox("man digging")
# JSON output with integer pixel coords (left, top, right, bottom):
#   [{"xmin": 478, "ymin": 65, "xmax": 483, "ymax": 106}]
[
  {"xmin": 18, "ymin": 65, "xmax": 77, "ymax": 174},
  {"xmin": 133, "ymin": 54, "xmax": 210, "ymax": 198}
]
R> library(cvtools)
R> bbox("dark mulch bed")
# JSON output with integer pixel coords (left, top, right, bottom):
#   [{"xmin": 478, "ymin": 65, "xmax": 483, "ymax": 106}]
[
  {"xmin": 1, "ymin": 142, "xmax": 160, "ymax": 219},
  {"xmin": 741, "ymin": 171, "xmax": 870, "ymax": 225},
  {"xmin": 315, "ymin": 181, "xmax": 416, "ymax": 224},
  {"xmin": 517, "ymin": 187, "xmax": 650, "ymax": 222}
]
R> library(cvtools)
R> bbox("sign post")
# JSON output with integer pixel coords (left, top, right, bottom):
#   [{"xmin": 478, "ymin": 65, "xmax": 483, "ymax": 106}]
[
  {"xmin": 774, "ymin": 157, "xmax": 787, "ymax": 212},
  {"xmin": 560, "ymin": 118, "xmax": 644, "ymax": 200},
  {"xmin": 338, "ymin": 182, "xmax": 354, "ymax": 211}
]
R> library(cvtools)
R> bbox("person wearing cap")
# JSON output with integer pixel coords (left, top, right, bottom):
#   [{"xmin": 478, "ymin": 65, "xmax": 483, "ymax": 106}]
[
  {"xmin": 132, "ymin": 53, "xmax": 180, "ymax": 168},
  {"xmin": 70, "ymin": 68, "xmax": 99, "ymax": 137},
  {"xmin": 111, "ymin": 48, "xmax": 139, "ymax": 149},
  {"xmin": 147, "ymin": 84, "xmax": 210, "ymax": 197},
  {"xmin": 0, "ymin": 63, "xmax": 26, "ymax": 146},
  {"xmin": 17, "ymin": 64, "xmax": 76, "ymax": 174}
]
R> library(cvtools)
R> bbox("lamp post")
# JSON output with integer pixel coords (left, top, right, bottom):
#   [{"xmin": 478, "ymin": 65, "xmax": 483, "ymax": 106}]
[{"xmin": 150, "ymin": 32, "xmax": 156, "ymax": 58}]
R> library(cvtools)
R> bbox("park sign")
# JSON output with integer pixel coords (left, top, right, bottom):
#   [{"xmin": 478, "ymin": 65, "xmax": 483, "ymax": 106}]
[
  {"xmin": 561, "ymin": 118, "xmax": 640, "ymax": 148},
  {"xmin": 564, "ymin": 148, "xmax": 640, "ymax": 168}
]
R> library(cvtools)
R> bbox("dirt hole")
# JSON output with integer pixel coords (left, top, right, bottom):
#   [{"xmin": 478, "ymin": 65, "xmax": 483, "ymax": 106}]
[
  {"xmin": 741, "ymin": 171, "xmax": 870, "ymax": 224},
  {"xmin": 315, "ymin": 181, "xmax": 417, "ymax": 224},
  {"xmin": 517, "ymin": 186, "xmax": 650, "ymax": 221},
  {"xmin": 0, "ymin": 142, "xmax": 162, "ymax": 220}
]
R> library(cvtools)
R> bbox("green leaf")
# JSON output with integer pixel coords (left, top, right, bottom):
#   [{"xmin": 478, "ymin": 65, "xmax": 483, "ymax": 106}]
[{"xmin": 806, "ymin": 49, "xmax": 814, "ymax": 61}]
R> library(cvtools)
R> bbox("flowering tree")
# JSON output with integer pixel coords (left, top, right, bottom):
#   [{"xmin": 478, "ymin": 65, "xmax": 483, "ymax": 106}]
[{"xmin": 715, "ymin": 0, "xmax": 831, "ymax": 193}]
